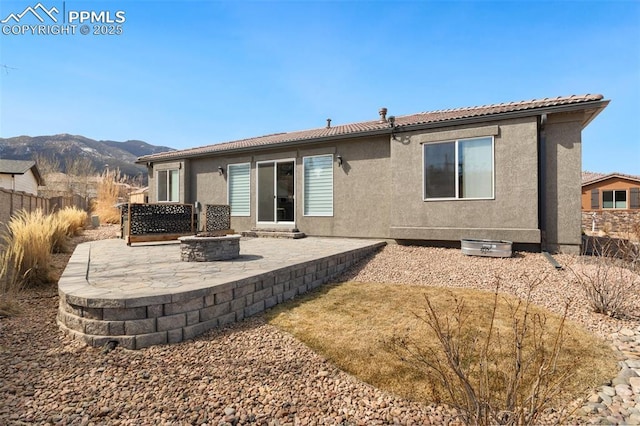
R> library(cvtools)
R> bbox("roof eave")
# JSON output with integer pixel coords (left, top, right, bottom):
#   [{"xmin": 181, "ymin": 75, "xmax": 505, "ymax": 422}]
[
  {"xmin": 137, "ymin": 99, "xmax": 610, "ymax": 164},
  {"xmin": 136, "ymin": 128, "xmax": 394, "ymax": 163},
  {"xmin": 581, "ymin": 99, "xmax": 610, "ymax": 129},
  {"xmin": 30, "ymin": 164, "xmax": 45, "ymax": 186},
  {"xmin": 398, "ymin": 99, "xmax": 611, "ymax": 134},
  {"xmin": 582, "ymin": 173, "xmax": 640, "ymax": 187}
]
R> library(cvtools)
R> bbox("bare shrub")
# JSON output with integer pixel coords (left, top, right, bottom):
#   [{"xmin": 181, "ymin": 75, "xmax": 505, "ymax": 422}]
[
  {"xmin": 600, "ymin": 222, "xmax": 612, "ymax": 236},
  {"xmin": 32, "ymin": 152, "xmax": 61, "ymax": 175},
  {"xmin": 569, "ymin": 254, "xmax": 639, "ymax": 319},
  {"xmin": 387, "ymin": 278, "xmax": 572, "ymax": 426},
  {"xmin": 632, "ymin": 221, "xmax": 640, "ymax": 243}
]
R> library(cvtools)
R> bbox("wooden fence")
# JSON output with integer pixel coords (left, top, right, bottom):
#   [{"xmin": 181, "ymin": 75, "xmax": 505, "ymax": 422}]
[
  {"xmin": 0, "ymin": 188, "xmax": 49, "ymax": 226},
  {"xmin": 0, "ymin": 188, "xmax": 89, "ymax": 227}
]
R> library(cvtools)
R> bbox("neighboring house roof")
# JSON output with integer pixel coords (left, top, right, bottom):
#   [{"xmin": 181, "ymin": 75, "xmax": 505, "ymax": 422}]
[
  {"xmin": 0, "ymin": 159, "xmax": 45, "ymax": 185},
  {"xmin": 130, "ymin": 186, "xmax": 149, "ymax": 194},
  {"xmin": 138, "ymin": 94, "xmax": 609, "ymax": 163},
  {"xmin": 582, "ymin": 171, "xmax": 640, "ymax": 186}
]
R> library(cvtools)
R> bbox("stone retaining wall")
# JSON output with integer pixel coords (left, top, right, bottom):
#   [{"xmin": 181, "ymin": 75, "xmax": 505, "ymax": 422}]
[
  {"xmin": 57, "ymin": 243, "xmax": 383, "ymax": 350},
  {"xmin": 179, "ymin": 235, "xmax": 240, "ymax": 261},
  {"xmin": 582, "ymin": 210, "xmax": 640, "ymax": 235}
]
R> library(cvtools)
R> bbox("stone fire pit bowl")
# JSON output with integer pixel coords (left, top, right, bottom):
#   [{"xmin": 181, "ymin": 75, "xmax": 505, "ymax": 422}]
[{"xmin": 178, "ymin": 233, "xmax": 240, "ymax": 262}]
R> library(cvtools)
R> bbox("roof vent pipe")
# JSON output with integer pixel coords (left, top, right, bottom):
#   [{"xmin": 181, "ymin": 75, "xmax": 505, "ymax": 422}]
[
  {"xmin": 379, "ymin": 107, "xmax": 388, "ymax": 123},
  {"xmin": 326, "ymin": 118, "xmax": 331, "ymax": 128}
]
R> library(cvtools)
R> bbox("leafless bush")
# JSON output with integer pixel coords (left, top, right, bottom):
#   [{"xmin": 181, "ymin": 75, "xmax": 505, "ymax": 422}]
[
  {"xmin": 569, "ymin": 253, "xmax": 639, "ymax": 319},
  {"xmin": 633, "ymin": 221, "xmax": 640, "ymax": 243},
  {"xmin": 600, "ymin": 222, "xmax": 612, "ymax": 236},
  {"xmin": 387, "ymin": 278, "xmax": 571, "ymax": 426}
]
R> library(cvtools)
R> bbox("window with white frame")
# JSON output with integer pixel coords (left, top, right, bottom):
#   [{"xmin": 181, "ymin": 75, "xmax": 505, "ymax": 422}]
[
  {"xmin": 602, "ymin": 190, "xmax": 627, "ymax": 209},
  {"xmin": 157, "ymin": 169, "xmax": 179, "ymax": 202},
  {"xmin": 228, "ymin": 163, "xmax": 250, "ymax": 216},
  {"xmin": 424, "ymin": 136, "xmax": 494, "ymax": 200},
  {"xmin": 303, "ymin": 154, "xmax": 333, "ymax": 216}
]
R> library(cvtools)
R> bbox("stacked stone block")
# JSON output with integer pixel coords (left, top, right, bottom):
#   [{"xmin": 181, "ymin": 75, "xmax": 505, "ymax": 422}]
[
  {"xmin": 582, "ymin": 210, "xmax": 640, "ymax": 235},
  {"xmin": 57, "ymin": 244, "xmax": 383, "ymax": 350},
  {"xmin": 179, "ymin": 235, "xmax": 240, "ymax": 261}
]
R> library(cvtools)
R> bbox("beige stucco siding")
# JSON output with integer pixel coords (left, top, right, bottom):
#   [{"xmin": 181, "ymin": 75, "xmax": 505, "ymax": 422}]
[
  {"xmin": 180, "ymin": 137, "xmax": 391, "ymax": 238},
  {"xmin": 544, "ymin": 112, "xmax": 583, "ymax": 252},
  {"xmin": 148, "ymin": 160, "xmax": 187, "ymax": 204},
  {"xmin": 189, "ymin": 155, "xmax": 253, "ymax": 231},
  {"xmin": 299, "ymin": 136, "xmax": 391, "ymax": 238},
  {"xmin": 147, "ymin": 111, "xmax": 588, "ymax": 251},
  {"xmin": 389, "ymin": 117, "xmax": 540, "ymax": 243}
]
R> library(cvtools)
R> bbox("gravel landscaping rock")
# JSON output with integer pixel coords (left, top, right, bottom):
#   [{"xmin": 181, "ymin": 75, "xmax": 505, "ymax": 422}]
[{"xmin": 1, "ymin": 234, "xmax": 639, "ymax": 425}]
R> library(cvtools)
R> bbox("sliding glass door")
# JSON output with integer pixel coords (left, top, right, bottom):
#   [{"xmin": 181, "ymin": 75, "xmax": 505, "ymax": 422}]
[{"xmin": 257, "ymin": 160, "xmax": 295, "ymax": 224}]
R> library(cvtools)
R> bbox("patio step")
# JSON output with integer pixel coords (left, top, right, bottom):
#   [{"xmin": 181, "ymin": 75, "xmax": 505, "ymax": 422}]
[{"xmin": 242, "ymin": 228, "xmax": 306, "ymax": 239}]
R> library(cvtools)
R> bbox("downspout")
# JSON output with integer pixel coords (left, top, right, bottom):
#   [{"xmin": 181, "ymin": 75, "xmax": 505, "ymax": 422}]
[
  {"xmin": 538, "ymin": 114, "xmax": 562, "ymax": 269},
  {"xmin": 538, "ymin": 114, "xmax": 547, "ymax": 252}
]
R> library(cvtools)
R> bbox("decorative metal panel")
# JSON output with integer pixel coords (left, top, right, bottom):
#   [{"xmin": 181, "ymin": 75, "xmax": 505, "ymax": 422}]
[
  {"xmin": 124, "ymin": 203, "xmax": 193, "ymax": 236},
  {"xmin": 205, "ymin": 204, "xmax": 231, "ymax": 231}
]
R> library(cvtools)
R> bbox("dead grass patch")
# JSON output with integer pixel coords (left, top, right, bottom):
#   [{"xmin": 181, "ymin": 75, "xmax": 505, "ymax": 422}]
[{"xmin": 267, "ymin": 282, "xmax": 617, "ymax": 411}]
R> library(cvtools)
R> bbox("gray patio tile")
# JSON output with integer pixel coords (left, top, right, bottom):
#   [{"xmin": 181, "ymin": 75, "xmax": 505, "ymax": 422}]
[{"xmin": 60, "ymin": 237, "xmax": 385, "ymax": 305}]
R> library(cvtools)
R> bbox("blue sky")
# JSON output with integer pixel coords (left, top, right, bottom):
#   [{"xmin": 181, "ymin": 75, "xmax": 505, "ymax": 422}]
[{"xmin": 0, "ymin": 0, "xmax": 638, "ymax": 174}]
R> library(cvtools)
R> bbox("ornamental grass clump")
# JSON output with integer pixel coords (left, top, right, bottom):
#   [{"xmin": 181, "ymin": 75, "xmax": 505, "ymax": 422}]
[
  {"xmin": 0, "ymin": 207, "xmax": 88, "ymax": 315},
  {"xmin": 0, "ymin": 210, "xmax": 55, "ymax": 295},
  {"xmin": 56, "ymin": 206, "xmax": 88, "ymax": 237},
  {"xmin": 94, "ymin": 168, "xmax": 125, "ymax": 224}
]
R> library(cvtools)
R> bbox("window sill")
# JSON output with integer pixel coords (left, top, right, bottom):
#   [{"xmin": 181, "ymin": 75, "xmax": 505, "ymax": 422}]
[{"xmin": 423, "ymin": 197, "xmax": 495, "ymax": 202}]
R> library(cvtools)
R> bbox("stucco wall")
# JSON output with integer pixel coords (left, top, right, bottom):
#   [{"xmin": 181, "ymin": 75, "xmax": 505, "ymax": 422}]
[
  {"xmin": 389, "ymin": 118, "xmax": 540, "ymax": 243},
  {"xmin": 544, "ymin": 112, "xmax": 583, "ymax": 252},
  {"xmin": 148, "ymin": 160, "xmax": 187, "ymax": 204},
  {"xmin": 300, "ymin": 137, "xmax": 390, "ymax": 238},
  {"xmin": 181, "ymin": 137, "xmax": 391, "ymax": 239},
  {"xmin": 146, "ymin": 113, "xmax": 587, "ymax": 250}
]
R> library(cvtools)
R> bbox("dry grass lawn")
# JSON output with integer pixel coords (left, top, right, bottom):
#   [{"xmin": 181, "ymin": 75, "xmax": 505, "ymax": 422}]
[{"xmin": 267, "ymin": 281, "xmax": 617, "ymax": 411}]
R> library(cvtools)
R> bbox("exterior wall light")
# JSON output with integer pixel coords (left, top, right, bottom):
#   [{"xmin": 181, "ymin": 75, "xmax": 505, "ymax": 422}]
[
  {"xmin": 388, "ymin": 115, "xmax": 398, "ymax": 140},
  {"xmin": 218, "ymin": 166, "xmax": 224, "ymax": 176},
  {"xmin": 336, "ymin": 155, "xmax": 343, "ymax": 167}
]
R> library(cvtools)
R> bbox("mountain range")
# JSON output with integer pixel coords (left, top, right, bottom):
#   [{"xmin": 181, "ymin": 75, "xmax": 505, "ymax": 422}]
[{"xmin": 0, "ymin": 134, "xmax": 175, "ymax": 178}]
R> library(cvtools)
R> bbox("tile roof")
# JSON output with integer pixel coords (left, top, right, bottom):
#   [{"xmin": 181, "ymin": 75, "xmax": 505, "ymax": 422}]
[
  {"xmin": 581, "ymin": 171, "xmax": 607, "ymax": 184},
  {"xmin": 0, "ymin": 159, "xmax": 44, "ymax": 186},
  {"xmin": 0, "ymin": 159, "xmax": 37, "ymax": 174},
  {"xmin": 582, "ymin": 171, "xmax": 640, "ymax": 186},
  {"xmin": 139, "ymin": 94, "xmax": 607, "ymax": 163}
]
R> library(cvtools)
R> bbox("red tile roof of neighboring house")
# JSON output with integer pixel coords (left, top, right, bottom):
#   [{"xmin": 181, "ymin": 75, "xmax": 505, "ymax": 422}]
[
  {"xmin": 581, "ymin": 171, "xmax": 607, "ymax": 184},
  {"xmin": 138, "ymin": 94, "xmax": 608, "ymax": 163},
  {"xmin": 582, "ymin": 171, "xmax": 640, "ymax": 186}
]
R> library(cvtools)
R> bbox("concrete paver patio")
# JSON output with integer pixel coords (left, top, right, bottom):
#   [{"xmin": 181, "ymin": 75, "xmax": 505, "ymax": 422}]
[{"xmin": 57, "ymin": 236, "xmax": 385, "ymax": 349}]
